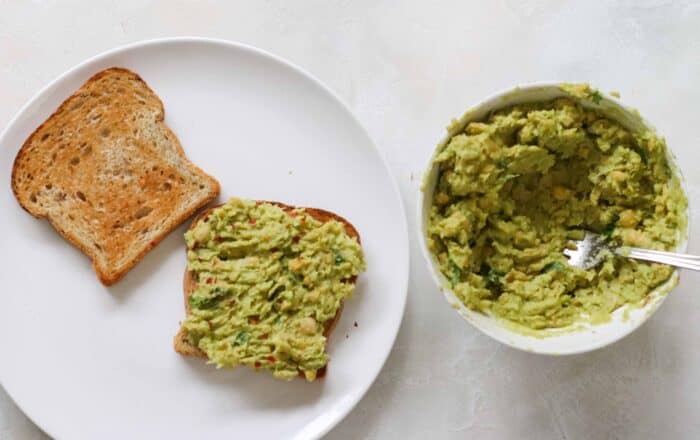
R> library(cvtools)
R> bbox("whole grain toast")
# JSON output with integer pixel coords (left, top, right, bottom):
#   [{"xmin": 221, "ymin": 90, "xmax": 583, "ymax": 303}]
[
  {"xmin": 11, "ymin": 67, "xmax": 220, "ymax": 285},
  {"xmin": 174, "ymin": 201, "xmax": 361, "ymax": 379}
]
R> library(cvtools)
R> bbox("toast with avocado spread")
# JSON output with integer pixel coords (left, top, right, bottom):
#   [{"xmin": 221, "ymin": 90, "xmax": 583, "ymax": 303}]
[
  {"xmin": 11, "ymin": 67, "xmax": 220, "ymax": 285},
  {"xmin": 174, "ymin": 198, "xmax": 365, "ymax": 381}
]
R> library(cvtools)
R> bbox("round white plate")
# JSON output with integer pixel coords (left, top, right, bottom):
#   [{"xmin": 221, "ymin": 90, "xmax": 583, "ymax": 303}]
[{"xmin": 0, "ymin": 38, "xmax": 408, "ymax": 440}]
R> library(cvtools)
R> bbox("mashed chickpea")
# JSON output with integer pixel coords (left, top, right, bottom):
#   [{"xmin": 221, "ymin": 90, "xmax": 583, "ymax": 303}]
[{"xmin": 427, "ymin": 90, "xmax": 687, "ymax": 331}]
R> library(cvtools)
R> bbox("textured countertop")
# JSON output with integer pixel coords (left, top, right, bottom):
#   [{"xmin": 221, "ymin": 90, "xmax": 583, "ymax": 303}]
[{"xmin": 2, "ymin": 1, "xmax": 700, "ymax": 439}]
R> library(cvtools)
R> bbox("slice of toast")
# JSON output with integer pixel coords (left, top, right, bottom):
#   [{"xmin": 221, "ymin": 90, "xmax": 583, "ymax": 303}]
[
  {"xmin": 174, "ymin": 201, "xmax": 361, "ymax": 379},
  {"xmin": 11, "ymin": 67, "xmax": 220, "ymax": 285}
]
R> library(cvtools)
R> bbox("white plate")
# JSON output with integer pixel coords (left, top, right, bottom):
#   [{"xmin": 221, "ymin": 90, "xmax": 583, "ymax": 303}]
[{"xmin": 0, "ymin": 38, "xmax": 408, "ymax": 440}]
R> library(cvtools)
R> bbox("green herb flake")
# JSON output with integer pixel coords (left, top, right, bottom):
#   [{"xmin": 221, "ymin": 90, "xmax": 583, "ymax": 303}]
[
  {"xmin": 601, "ymin": 213, "xmax": 619, "ymax": 237},
  {"xmin": 188, "ymin": 295, "xmax": 221, "ymax": 310},
  {"xmin": 289, "ymin": 271, "xmax": 303, "ymax": 285},
  {"xmin": 632, "ymin": 145, "xmax": 649, "ymax": 164},
  {"xmin": 268, "ymin": 283, "xmax": 285, "ymax": 299},
  {"xmin": 480, "ymin": 263, "xmax": 504, "ymax": 287},
  {"xmin": 233, "ymin": 331, "xmax": 250, "ymax": 347},
  {"xmin": 449, "ymin": 260, "xmax": 463, "ymax": 286},
  {"xmin": 590, "ymin": 90, "xmax": 603, "ymax": 105},
  {"xmin": 486, "ymin": 269, "xmax": 504, "ymax": 286},
  {"xmin": 543, "ymin": 261, "xmax": 566, "ymax": 272}
]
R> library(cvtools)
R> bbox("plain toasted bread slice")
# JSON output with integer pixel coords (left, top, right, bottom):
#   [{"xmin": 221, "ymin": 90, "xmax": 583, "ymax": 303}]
[
  {"xmin": 174, "ymin": 201, "xmax": 361, "ymax": 379},
  {"xmin": 11, "ymin": 67, "xmax": 220, "ymax": 285}
]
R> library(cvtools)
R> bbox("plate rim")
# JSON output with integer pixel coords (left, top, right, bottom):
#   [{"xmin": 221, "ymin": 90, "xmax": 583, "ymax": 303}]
[{"xmin": 0, "ymin": 36, "xmax": 409, "ymax": 440}]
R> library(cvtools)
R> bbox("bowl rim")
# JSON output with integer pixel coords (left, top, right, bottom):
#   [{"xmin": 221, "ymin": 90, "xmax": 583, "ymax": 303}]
[{"xmin": 418, "ymin": 81, "xmax": 690, "ymax": 355}]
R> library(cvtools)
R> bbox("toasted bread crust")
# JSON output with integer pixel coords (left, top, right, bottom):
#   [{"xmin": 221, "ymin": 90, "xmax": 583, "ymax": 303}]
[
  {"xmin": 174, "ymin": 201, "xmax": 361, "ymax": 379},
  {"xmin": 11, "ymin": 67, "xmax": 220, "ymax": 285}
]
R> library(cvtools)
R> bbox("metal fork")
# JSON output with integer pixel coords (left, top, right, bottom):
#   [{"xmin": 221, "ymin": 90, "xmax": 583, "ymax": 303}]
[{"xmin": 564, "ymin": 231, "xmax": 700, "ymax": 271}]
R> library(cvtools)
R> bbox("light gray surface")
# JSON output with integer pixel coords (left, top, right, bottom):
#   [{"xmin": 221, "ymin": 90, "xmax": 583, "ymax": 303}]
[{"xmin": 2, "ymin": 1, "xmax": 700, "ymax": 439}]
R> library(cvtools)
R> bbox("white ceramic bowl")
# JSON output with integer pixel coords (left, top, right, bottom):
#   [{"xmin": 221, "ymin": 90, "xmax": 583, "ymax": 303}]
[{"xmin": 418, "ymin": 83, "xmax": 689, "ymax": 355}]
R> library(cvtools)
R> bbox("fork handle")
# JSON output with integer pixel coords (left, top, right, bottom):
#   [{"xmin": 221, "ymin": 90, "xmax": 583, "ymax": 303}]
[{"xmin": 616, "ymin": 247, "xmax": 700, "ymax": 271}]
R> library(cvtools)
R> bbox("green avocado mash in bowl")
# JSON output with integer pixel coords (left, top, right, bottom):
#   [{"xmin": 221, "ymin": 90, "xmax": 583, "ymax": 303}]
[{"xmin": 419, "ymin": 84, "xmax": 689, "ymax": 354}]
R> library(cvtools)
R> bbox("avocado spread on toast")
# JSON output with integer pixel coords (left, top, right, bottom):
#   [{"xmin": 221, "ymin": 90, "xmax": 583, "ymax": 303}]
[{"xmin": 181, "ymin": 198, "xmax": 365, "ymax": 381}]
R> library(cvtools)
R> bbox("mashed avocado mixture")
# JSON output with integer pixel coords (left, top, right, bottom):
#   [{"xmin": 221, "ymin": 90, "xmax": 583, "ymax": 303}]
[
  {"xmin": 181, "ymin": 198, "xmax": 364, "ymax": 381},
  {"xmin": 428, "ymin": 94, "xmax": 686, "ymax": 331}
]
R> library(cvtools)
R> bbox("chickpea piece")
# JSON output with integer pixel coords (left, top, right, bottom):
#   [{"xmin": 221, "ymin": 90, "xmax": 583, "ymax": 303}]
[
  {"xmin": 512, "ymin": 271, "xmax": 531, "ymax": 281},
  {"xmin": 288, "ymin": 258, "xmax": 305, "ymax": 272},
  {"xmin": 193, "ymin": 222, "xmax": 211, "ymax": 242},
  {"xmin": 623, "ymin": 229, "xmax": 647, "ymax": 247},
  {"xmin": 484, "ymin": 138, "xmax": 500, "ymax": 154},
  {"xmin": 552, "ymin": 185, "xmax": 571, "ymax": 201},
  {"xmin": 306, "ymin": 289, "xmax": 320, "ymax": 302},
  {"xmin": 299, "ymin": 317, "xmax": 317, "ymax": 335},
  {"xmin": 435, "ymin": 192, "xmax": 450, "ymax": 205},
  {"xmin": 482, "ymin": 163, "xmax": 496, "ymax": 174},
  {"xmin": 610, "ymin": 170, "xmax": 627, "ymax": 182},
  {"xmin": 465, "ymin": 122, "xmax": 488, "ymax": 134},
  {"xmin": 478, "ymin": 197, "xmax": 495, "ymax": 210},
  {"xmin": 618, "ymin": 210, "xmax": 639, "ymax": 228}
]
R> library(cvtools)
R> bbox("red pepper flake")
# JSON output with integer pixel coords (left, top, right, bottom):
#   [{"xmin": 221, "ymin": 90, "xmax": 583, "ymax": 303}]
[
  {"xmin": 292, "ymin": 236, "xmax": 300, "ymax": 243},
  {"xmin": 300, "ymin": 216, "xmax": 306, "ymax": 222},
  {"xmin": 206, "ymin": 278, "xmax": 213, "ymax": 284},
  {"xmin": 150, "ymin": 240, "xmax": 157, "ymax": 247},
  {"xmin": 260, "ymin": 334, "xmax": 269, "ymax": 340},
  {"xmin": 249, "ymin": 219, "xmax": 257, "ymax": 225},
  {"xmin": 254, "ymin": 361, "xmax": 261, "ymax": 368},
  {"xmin": 248, "ymin": 316, "xmax": 259, "ymax": 324},
  {"xmin": 214, "ymin": 236, "xmax": 223, "ymax": 243},
  {"xmin": 266, "ymin": 356, "xmax": 276, "ymax": 363},
  {"xmin": 193, "ymin": 241, "xmax": 199, "ymax": 249},
  {"xmin": 271, "ymin": 247, "xmax": 278, "ymax": 252}
]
